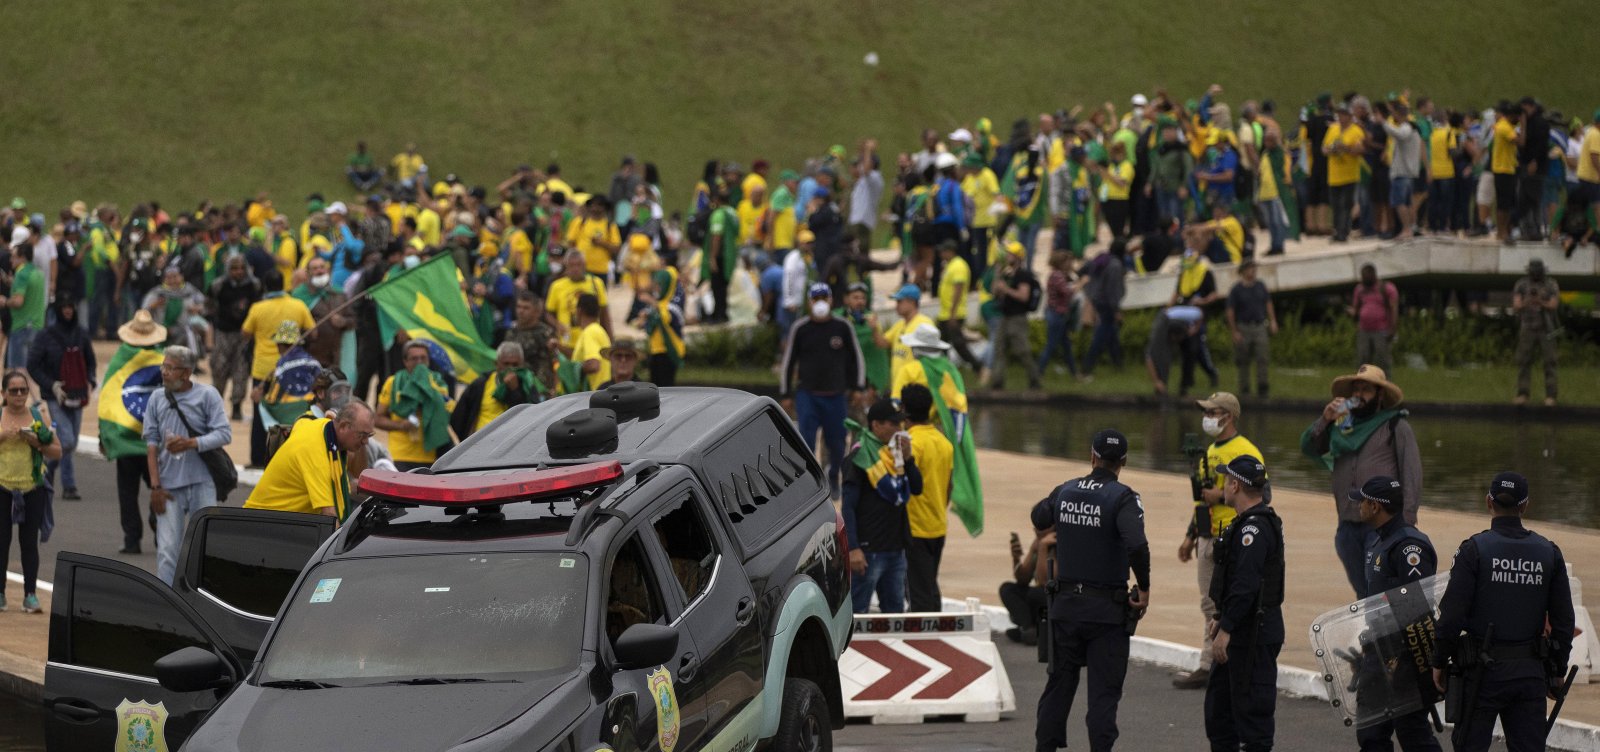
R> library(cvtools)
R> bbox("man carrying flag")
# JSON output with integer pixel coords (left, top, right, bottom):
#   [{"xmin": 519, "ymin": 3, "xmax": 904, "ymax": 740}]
[
  {"xmin": 98, "ymin": 309, "xmax": 166, "ymax": 555},
  {"xmin": 367, "ymin": 251, "xmax": 497, "ymax": 384},
  {"xmin": 892, "ymin": 322, "xmax": 983, "ymax": 537},
  {"xmin": 377, "ymin": 340, "xmax": 454, "ymax": 471}
]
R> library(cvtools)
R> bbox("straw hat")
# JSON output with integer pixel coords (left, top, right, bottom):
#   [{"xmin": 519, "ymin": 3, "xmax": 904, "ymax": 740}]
[
  {"xmin": 1331, "ymin": 364, "xmax": 1404, "ymax": 408},
  {"xmin": 118, "ymin": 310, "xmax": 167, "ymax": 347}
]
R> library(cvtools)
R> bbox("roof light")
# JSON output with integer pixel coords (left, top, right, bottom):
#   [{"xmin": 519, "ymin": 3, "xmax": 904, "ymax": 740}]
[{"xmin": 357, "ymin": 462, "xmax": 623, "ymax": 506}]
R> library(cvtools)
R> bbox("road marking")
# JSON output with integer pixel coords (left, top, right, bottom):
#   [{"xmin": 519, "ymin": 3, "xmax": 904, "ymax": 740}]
[{"xmin": 6, "ymin": 571, "xmax": 54, "ymax": 593}]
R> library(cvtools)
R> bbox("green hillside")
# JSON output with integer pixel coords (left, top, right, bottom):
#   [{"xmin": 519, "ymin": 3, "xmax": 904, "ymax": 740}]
[{"xmin": 4, "ymin": 0, "xmax": 1589, "ymax": 215}]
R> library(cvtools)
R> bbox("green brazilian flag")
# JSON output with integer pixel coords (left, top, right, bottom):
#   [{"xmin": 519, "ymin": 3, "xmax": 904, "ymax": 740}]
[
  {"xmin": 918, "ymin": 356, "xmax": 984, "ymax": 536},
  {"xmin": 97, "ymin": 343, "xmax": 165, "ymax": 459},
  {"xmin": 369, "ymin": 254, "xmax": 496, "ymax": 382},
  {"xmin": 554, "ymin": 352, "xmax": 585, "ymax": 395},
  {"xmin": 845, "ymin": 418, "xmax": 887, "ymax": 472}
]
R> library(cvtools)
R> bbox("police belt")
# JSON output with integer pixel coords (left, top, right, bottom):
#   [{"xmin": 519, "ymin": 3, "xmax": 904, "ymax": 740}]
[
  {"xmin": 1486, "ymin": 641, "xmax": 1545, "ymax": 662},
  {"xmin": 1056, "ymin": 581, "xmax": 1128, "ymax": 601}
]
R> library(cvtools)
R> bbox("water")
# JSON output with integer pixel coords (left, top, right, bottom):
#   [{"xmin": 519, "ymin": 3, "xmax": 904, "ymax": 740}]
[{"xmin": 970, "ymin": 402, "xmax": 1600, "ymax": 527}]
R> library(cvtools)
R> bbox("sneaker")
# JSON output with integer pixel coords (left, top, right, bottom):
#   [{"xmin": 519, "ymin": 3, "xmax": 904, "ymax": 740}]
[
  {"xmin": 0, "ymin": 594, "xmax": 6, "ymax": 611},
  {"xmin": 1544, "ymin": 397, "xmax": 1557, "ymax": 407},
  {"xmin": 1172, "ymin": 668, "xmax": 1210, "ymax": 689},
  {"xmin": 62, "ymin": 487, "xmax": 80, "ymax": 501},
  {"xmin": 118, "ymin": 544, "xmax": 141, "ymax": 555},
  {"xmin": 1513, "ymin": 395, "xmax": 1529, "ymax": 407},
  {"xmin": 22, "ymin": 595, "xmax": 40, "ymax": 614}
]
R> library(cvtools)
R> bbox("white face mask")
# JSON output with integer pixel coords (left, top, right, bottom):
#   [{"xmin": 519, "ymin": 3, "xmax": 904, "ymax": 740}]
[
  {"xmin": 310, "ymin": 273, "xmax": 331, "ymax": 288},
  {"xmin": 810, "ymin": 300, "xmax": 831, "ymax": 319},
  {"xmin": 403, "ymin": 255, "xmax": 421, "ymax": 270},
  {"xmin": 548, "ymin": 261, "xmax": 564, "ymax": 276},
  {"xmin": 1201, "ymin": 415, "xmax": 1225, "ymax": 437}
]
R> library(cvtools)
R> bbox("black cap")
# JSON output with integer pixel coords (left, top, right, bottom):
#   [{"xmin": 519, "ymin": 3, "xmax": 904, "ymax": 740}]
[
  {"xmin": 1219, "ymin": 455, "xmax": 1268, "ymax": 489},
  {"xmin": 1091, "ymin": 429, "xmax": 1128, "ymax": 461},
  {"xmin": 866, "ymin": 398, "xmax": 904, "ymax": 426},
  {"xmin": 1488, "ymin": 471, "xmax": 1530, "ymax": 506},
  {"xmin": 1347, "ymin": 475, "xmax": 1404, "ymax": 510}
]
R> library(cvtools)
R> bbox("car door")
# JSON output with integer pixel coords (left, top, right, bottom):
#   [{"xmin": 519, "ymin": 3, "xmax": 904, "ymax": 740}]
[
  {"xmin": 44, "ymin": 554, "xmax": 242, "ymax": 752},
  {"xmin": 170, "ymin": 507, "xmax": 335, "ymax": 663},
  {"xmin": 646, "ymin": 486, "xmax": 764, "ymax": 744},
  {"xmin": 602, "ymin": 530, "xmax": 707, "ymax": 752}
]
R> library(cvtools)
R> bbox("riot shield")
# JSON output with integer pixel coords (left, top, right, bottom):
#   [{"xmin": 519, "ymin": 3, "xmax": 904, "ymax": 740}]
[{"xmin": 1309, "ymin": 574, "xmax": 1448, "ymax": 728}]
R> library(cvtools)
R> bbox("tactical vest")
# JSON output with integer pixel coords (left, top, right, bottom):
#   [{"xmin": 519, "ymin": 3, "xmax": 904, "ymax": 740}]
[
  {"xmin": 1210, "ymin": 505, "xmax": 1285, "ymax": 612},
  {"xmin": 1366, "ymin": 524, "xmax": 1433, "ymax": 595},
  {"xmin": 1051, "ymin": 474, "xmax": 1135, "ymax": 588},
  {"xmin": 1466, "ymin": 529, "xmax": 1556, "ymax": 645}
]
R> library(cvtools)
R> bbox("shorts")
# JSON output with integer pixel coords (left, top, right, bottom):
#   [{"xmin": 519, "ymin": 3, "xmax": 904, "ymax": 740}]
[
  {"xmin": 1388, "ymin": 177, "xmax": 1415, "ymax": 207},
  {"xmin": 1476, "ymin": 173, "xmax": 1496, "ymax": 207},
  {"xmin": 1581, "ymin": 180, "xmax": 1600, "ymax": 205},
  {"xmin": 1493, "ymin": 173, "xmax": 1517, "ymax": 211},
  {"xmin": 1543, "ymin": 176, "xmax": 1565, "ymax": 207}
]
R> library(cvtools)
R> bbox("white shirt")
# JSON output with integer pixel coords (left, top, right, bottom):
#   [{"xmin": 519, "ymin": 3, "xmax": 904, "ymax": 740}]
[
  {"xmin": 31, "ymin": 234, "xmax": 56, "ymax": 298},
  {"xmin": 781, "ymin": 249, "xmax": 810, "ymax": 310}
]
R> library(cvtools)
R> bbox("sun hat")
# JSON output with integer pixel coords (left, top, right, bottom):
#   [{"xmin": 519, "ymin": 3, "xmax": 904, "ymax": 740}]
[
  {"xmin": 899, "ymin": 322, "xmax": 950, "ymax": 352},
  {"xmin": 1331, "ymin": 364, "xmax": 1404, "ymax": 408},
  {"xmin": 118, "ymin": 310, "xmax": 168, "ymax": 347}
]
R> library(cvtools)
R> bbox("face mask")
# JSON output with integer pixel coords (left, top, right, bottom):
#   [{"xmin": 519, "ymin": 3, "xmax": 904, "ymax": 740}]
[
  {"xmin": 403, "ymin": 255, "xmax": 421, "ymax": 270},
  {"xmin": 811, "ymin": 300, "xmax": 831, "ymax": 318},
  {"xmin": 310, "ymin": 273, "xmax": 331, "ymax": 288},
  {"xmin": 1201, "ymin": 416, "xmax": 1224, "ymax": 437},
  {"xmin": 548, "ymin": 262, "xmax": 564, "ymax": 275}
]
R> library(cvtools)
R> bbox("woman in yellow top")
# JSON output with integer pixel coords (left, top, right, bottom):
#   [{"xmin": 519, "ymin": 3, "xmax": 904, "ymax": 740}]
[
  {"xmin": 1094, "ymin": 141, "xmax": 1136, "ymax": 239},
  {"xmin": 737, "ymin": 184, "xmax": 768, "ymax": 248},
  {"xmin": 0, "ymin": 371, "xmax": 62, "ymax": 614}
]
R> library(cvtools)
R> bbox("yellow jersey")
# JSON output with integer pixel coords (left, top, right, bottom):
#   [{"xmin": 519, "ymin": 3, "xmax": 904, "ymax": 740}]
[
  {"xmin": 882, "ymin": 314, "xmax": 935, "ymax": 378},
  {"xmin": 377, "ymin": 372, "xmax": 454, "ymax": 465},
  {"xmin": 545, "ymin": 275, "xmax": 609, "ymax": 348},
  {"xmin": 1196, "ymin": 433, "xmax": 1265, "ymax": 537},
  {"xmin": 1324, "ymin": 123, "xmax": 1366, "ymax": 187},
  {"xmin": 572, "ymin": 322, "xmax": 612, "ymax": 391},
  {"xmin": 240, "ymin": 295, "xmax": 316, "ymax": 380},
  {"xmin": 907, "ymin": 422, "xmax": 954, "ymax": 540},
  {"xmin": 1491, "ymin": 119, "xmax": 1518, "ymax": 175},
  {"xmin": 245, "ymin": 418, "xmax": 348, "ymax": 518}
]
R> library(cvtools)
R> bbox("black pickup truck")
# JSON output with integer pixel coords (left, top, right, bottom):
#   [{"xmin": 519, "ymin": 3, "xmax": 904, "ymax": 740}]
[{"xmin": 42, "ymin": 385, "xmax": 852, "ymax": 752}]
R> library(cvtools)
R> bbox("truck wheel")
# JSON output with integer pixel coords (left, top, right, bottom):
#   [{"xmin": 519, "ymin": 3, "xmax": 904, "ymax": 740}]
[{"xmin": 774, "ymin": 677, "xmax": 831, "ymax": 752}]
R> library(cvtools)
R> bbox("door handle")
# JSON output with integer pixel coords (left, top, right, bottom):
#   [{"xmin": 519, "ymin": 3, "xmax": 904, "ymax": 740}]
[
  {"xmin": 679, "ymin": 652, "xmax": 698, "ymax": 682},
  {"xmin": 735, "ymin": 597, "xmax": 755, "ymax": 626},
  {"xmin": 50, "ymin": 699, "xmax": 102, "ymax": 722}
]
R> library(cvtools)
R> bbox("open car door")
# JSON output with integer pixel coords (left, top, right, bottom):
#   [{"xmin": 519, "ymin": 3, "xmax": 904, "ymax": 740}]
[
  {"xmin": 43, "ymin": 554, "xmax": 242, "ymax": 752},
  {"xmin": 172, "ymin": 507, "xmax": 336, "ymax": 662}
]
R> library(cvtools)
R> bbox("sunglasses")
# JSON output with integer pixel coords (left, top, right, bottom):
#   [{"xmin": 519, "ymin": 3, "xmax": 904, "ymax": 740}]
[{"xmin": 5, "ymin": 387, "xmax": 28, "ymax": 395}]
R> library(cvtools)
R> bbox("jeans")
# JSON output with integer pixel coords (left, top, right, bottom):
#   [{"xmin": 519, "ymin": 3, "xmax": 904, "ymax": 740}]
[
  {"xmin": 1017, "ymin": 223, "xmax": 1042, "ymax": 271},
  {"xmin": 1082, "ymin": 303, "xmax": 1122, "ymax": 374},
  {"xmin": 1038, "ymin": 309, "xmax": 1079, "ymax": 375},
  {"xmin": 795, "ymin": 390, "xmax": 847, "ymax": 498},
  {"xmin": 1331, "ymin": 184, "xmax": 1357, "ymax": 241},
  {"xmin": 1258, "ymin": 199, "xmax": 1287, "ymax": 253},
  {"xmin": 1357, "ymin": 180, "xmax": 1375, "ymax": 236},
  {"xmin": 90, "ymin": 268, "xmax": 119, "ymax": 340},
  {"xmin": 5, "ymin": 326, "xmax": 36, "ymax": 369},
  {"xmin": 1155, "ymin": 188, "xmax": 1184, "ymax": 224},
  {"xmin": 116, "ymin": 456, "xmax": 149, "ymax": 549},
  {"xmin": 155, "ymin": 478, "xmax": 216, "ymax": 585},
  {"xmin": 1334, "ymin": 519, "xmax": 1373, "ymax": 599},
  {"xmin": 850, "ymin": 549, "xmax": 907, "ymax": 614},
  {"xmin": 43, "ymin": 399, "xmax": 81, "ymax": 490},
  {"xmin": 1428, "ymin": 178, "xmax": 1456, "ymax": 232}
]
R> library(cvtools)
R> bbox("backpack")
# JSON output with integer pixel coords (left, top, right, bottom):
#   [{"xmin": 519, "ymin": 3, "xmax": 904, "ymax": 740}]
[
  {"xmin": 687, "ymin": 207, "xmax": 711, "ymax": 246},
  {"xmin": 1024, "ymin": 270, "xmax": 1043, "ymax": 312},
  {"xmin": 909, "ymin": 189, "xmax": 938, "ymax": 245},
  {"xmin": 59, "ymin": 345, "xmax": 90, "ymax": 408}
]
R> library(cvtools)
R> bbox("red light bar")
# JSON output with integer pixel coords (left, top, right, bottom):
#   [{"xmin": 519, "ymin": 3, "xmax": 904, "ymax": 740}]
[{"xmin": 356, "ymin": 461, "xmax": 624, "ymax": 506}]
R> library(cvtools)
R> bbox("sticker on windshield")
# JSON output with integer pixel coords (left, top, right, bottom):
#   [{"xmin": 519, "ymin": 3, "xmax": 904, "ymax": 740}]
[
  {"xmin": 424, "ymin": 587, "xmax": 450, "ymax": 593},
  {"xmin": 560, "ymin": 558, "xmax": 576, "ymax": 568},
  {"xmin": 115, "ymin": 698, "xmax": 168, "ymax": 752},
  {"xmin": 309, "ymin": 578, "xmax": 342, "ymax": 603},
  {"xmin": 648, "ymin": 667, "xmax": 680, "ymax": 752}
]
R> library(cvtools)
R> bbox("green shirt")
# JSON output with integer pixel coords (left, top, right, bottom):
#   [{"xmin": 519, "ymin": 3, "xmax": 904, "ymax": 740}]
[
  {"xmin": 701, "ymin": 206, "xmax": 739, "ymax": 281},
  {"xmin": 12, "ymin": 264, "xmax": 45, "ymax": 330},
  {"xmin": 348, "ymin": 151, "xmax": 374, "ymax": 169}
]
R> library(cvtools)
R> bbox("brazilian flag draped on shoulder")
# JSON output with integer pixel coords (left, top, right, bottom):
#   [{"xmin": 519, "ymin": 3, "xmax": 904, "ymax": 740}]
[
  {"xmin": 369, "ymin": 253, "xmax": 496, "ymax": 382},
  {"xmin": 260, "ymin": 345, "xmax": 320, "ymax": 426},
  {"xmin": 554, "ymin": 352, "xmax": 585, "ymax": 395},
  {"xmin": 918, "ymin": 356, "xmax": 983, "ymax": 536},
  {"xmin": 98, "ymin": 344, "xmax": 164, "ymax": 459},
  {"xmin": 845, "ymin": 418, "xmax": 887, "ymax": 472}
]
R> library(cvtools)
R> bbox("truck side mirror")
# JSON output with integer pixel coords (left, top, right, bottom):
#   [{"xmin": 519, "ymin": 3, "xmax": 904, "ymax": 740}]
[
  {"xmin": 613, "ymin": 623, "xmax": 678, "ymax": 671},
  {"xmin": 155, "ymin": 647, "xmax": 236, "ymax": 693}
]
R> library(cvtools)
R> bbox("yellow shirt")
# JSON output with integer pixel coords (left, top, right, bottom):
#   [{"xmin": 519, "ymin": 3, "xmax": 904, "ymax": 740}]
[
  {"xmin": 545, "ymin": 275, "xmax": 609, "ymax": 347},
  {"xmin": 1196, "ymin": 433, "xmax": 1264, "ymax": 537},
  {"xmin": 891, "ymin": 359, "xmax": 968, "ymax": 414},
  {"xmin": 741, "ymin": 172, "xmax": 768, "ymax": 202},
  {"xmin": 475, "ymin": 388, "xmax": 507, "ymax": 432},
  {"xmin": 566, "ymin": 216, "xmax": 620, "ymax": 275},
  {"xmin": 246, "ymin": 203, "xmax": 274, "ymax": 229},
  {"xmin": 274, "ymin": 237, "xmax": 299, "ymax": 291},
  {"xmin": 0, "ymin": 438, "xmax": 35, "ymax": 491},
  {"xmin": 383, "ymin": 203, "xmax": 406, "ymax": 235},
  {"xmin": 1491, "ymin": 119, "xmax": 1519, "ymax": 175},
  {"xmin": 1429, "ymin": 127, "xmax": 1458, "ymax": 180},
  {"xmin": 882, "ymin": 314, "xmax": 934, "ymax": 378},
  {"xmin": 245, "ymin": 418, "xmax": 347, "ymax": 518},
  {"xmin": 508, "ymin": 228, "xmax": 535, "ymax": 275},
  {"xmin": 1324, "ymin": 123, "xmax": 1366, "ymax": 187},
  {"xmin": 1103, "ymin": 160, "xmax": 1135, "ymax": 201},
  {"xmin": 572, "ymin": 322, "xmax": 611, "ymax": 391},
  {"xmin": 1578, "ymin": 127, "xmax": 1600, "ymax": 183},
  {"xmin": 540, "ymin": 177, "xmax": 575, "ymax": 200},
  {"xmin": 736, "ymin": 200, "xmax": 766, "ymax": 245},
  {"xmin": 416, "ymin": 207, "xmax": 442, "ymax": 247},
  {"xmin": 391, "ymin": 152, "xmax": 424, "ymax": 180},
  {"xmin": 240, "ymin": 295, "xmax": 316, "ymax": 380},
  {"xmin": 378, "ymin": 372, "xmax": 454, "ymax": 465},
  {"xmin": 960, "ymin": 168, "xmax": 1001, "ymax": 228},
  {"xmin": 906, "ymin": 422, "xmax": 954, "ymax": 540},
  {"xmin": 1258, "ymin": 155, "xmax": 1281, "ymax": 201},
  {"xmin": 937, "ymin": 256, "xmax": 971, "ymax": 322},
  {"xmin": 1212, "ymin": 216, "xmax": 1244, "ymax": 264}
]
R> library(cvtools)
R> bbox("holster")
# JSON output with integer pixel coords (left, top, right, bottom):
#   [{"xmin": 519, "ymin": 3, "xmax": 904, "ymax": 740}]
[{"xmin": 1125, "ymin": 586, "xmax": 1145, "ymax": 636}]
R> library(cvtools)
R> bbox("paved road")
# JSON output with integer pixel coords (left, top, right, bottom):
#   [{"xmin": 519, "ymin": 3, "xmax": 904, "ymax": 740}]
[{"xmin": 6, "ymin": 449, "xmax": 161, "ymax": 583}]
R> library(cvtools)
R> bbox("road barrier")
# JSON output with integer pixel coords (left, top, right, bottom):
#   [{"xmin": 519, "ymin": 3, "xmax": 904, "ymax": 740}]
[{"xmin": 840, "ymin": 599, "xmax": 1015, "ymax": 724}]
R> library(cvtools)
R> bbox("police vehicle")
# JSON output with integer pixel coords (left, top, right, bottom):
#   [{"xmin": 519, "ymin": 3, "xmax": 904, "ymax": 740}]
[{"xmin": 43, "ymin": 385, "xmax": 853, "ymax": 751}]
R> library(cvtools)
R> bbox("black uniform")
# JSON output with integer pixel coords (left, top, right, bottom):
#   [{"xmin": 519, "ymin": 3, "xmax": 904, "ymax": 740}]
[
  {"xmin": 1030, "ymin": 467, "xmax": 1150, "ymax": 752},
  {"xmin": 1432, "ymin": 516, "xmax": 1575, "ymax": 752},
  {"xmin": 1205, "ymin": 503, "xmax": 1285, "ymax": 752},
  {"xmin": 1357, "ymin": 516, "xmax": 1441, "ymax": 751}
]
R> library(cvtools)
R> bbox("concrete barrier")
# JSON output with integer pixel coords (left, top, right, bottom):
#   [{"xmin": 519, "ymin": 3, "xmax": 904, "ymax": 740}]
[{"xmin": 842, "ymin": 600, "xmax": 1016, "ymax": 724}]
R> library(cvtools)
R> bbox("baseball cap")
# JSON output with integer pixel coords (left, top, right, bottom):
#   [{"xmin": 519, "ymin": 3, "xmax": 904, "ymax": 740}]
[
  {"xmin": 1219, "ymin": 455, "xmax": 1268, "ymax": 489},
  {"xmin": 326, "ymin": 201, "xmax": 348, "ymax": 215},
  {"xmin": 1131, "ymin": 93, "xmax": 1149, "ymax": 107},
  {"xmin": 808, "ymin": 282, "xmax": 832, "ymax": 300},
  {"xmin": 948, "ymin": 128, "xmax": 973, "ymax": 143},
  {"xmin": 1196, "ymin": 392, "xmax": 1241, "ymax": 419},
  {"xmin": 779, "ymin": 169, "xmax": 799, "ymax": 182},
  {"xmin": 934, "ymin": 152, "xmax": 959, "ymax": 170},
  {"xmin": 1091, "ymin": 428, "xmax": 1128, "ymax": 461},
  {"xmin": 796, "ymin": 228, "xmax": 816, "ymax": 244},
  {"xmin": 1347, "ymin": 475, "xmax": 1404, "ymax": 511},
  {"xmin": 891, "ymin": 284, "xmax": 922, "ymax": 302},
  {"xmin": 866, "ymin": 398, "xmax": 904, "ymax": 426},
  {"xmin": 813, "ymin": 187, "xmax": 831, "ymax": 200},
  {"xmin": 1488, "ymin": 471, "xmax": 1529, "ymax": 506}
]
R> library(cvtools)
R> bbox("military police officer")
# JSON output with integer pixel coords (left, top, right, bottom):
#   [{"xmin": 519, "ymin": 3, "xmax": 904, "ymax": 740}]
[
  {"xmin": 1205, "ymin": 455, "xmax": 1284, "ymax": 752},
  {"xmin": 1031, "ymin": 429, "xmax": 1151, "ymax": 752},
  {"xmin": 1352, "ymin": 475, "xmax": 1441, "ymax": 751},
  {"xmin": 1431, "ymin": 472, "xmax": 1576, "ymax": 752}
]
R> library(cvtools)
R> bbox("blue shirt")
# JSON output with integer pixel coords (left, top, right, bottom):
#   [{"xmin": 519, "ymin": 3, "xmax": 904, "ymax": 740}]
[
  {"xmin": 330, "ymin": 225, "xmax": 365, "ymax": 288},
  {"xmin": 796, "ymin": 177, "xmax": 819, "ymax": 221},
  {"xmin": 934, "ymin": 177, "xmax": 967, "ymax": 227},
  {"xmin": 143, "ymin": 382, "xmax": 231, "ymax": 491},
  {"xmin": 1202, "ymin": 148, "xmax": 1238, "ymax": 203},
  {"xmin": 759, "ymin": 264, "xmax": 784, "ymax": 298}
]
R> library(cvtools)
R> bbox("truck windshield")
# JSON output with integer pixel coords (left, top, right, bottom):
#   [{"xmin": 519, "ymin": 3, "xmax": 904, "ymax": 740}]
[{"xmin": 260, "ymin": 553, "xmax": 586, "ymax": 686}]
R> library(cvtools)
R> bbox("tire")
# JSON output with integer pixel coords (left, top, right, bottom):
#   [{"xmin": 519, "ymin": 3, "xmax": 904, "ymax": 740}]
[{"xmin": 772, "ymin": 677, "xmax": 831, "ymax": 752}]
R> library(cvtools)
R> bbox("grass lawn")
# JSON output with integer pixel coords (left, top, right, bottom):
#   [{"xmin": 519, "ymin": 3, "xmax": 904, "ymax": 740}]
[
  {"xmin": 4, "ymin": 1, "xmax": 1592, "ymax": 215},
  {"xmin": 678, "ymin": 363, "xmax": 1599, "ymax": 407}
]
